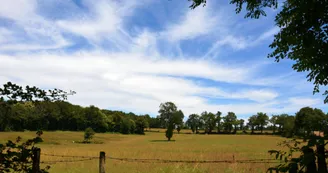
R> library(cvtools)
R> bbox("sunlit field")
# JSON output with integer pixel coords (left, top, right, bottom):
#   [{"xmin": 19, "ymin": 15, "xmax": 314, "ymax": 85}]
[{"xmin": 0, "ymin": 131, "xmax": 286, "ymax": 173}]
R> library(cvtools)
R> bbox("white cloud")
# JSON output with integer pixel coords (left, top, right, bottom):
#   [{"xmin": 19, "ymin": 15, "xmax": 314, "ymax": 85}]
[
  {"xmin": 203, "ymin": 26, "xmax": 280, "ymax": 58},
  {"xmin": 57, "ymin": 1, "xmax": 121, "ymax": 40},
  {"xmin": 0, "ymin": 0, "xmax": 70, "ymax": 51},
  {"xmin": 56, "ymin": 0, "xmax": 143, "ymax": 44},
  {"xmin": 253, "ymin": 26, "xmax": 280, "ymax": 45},
  {"xmin": 230, "ymin": 89, "xmax": 278, "ymax": 102},
  {"xmin": 0, "ymin": 0, "xmax": 38, "ymax": 21},
  {"xmin": 0, "ymin": 0, "xmax": 325, "ymax": 118},
  {"xmin": 288, "ymin": 97, "xmax": 321, "ymax": 106},
  {"xmin": 162, "ymin": 6, "xmax": 218, "ymax": 42},
  {"xmin": 0, "ymin": 51, "xmax": 323, "ymax": 117}
]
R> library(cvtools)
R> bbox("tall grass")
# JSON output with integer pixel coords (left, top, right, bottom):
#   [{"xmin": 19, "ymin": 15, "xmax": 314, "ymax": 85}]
[{"xmin": 0, "ymin": 131, "xmax": 285, "ymax": 173}]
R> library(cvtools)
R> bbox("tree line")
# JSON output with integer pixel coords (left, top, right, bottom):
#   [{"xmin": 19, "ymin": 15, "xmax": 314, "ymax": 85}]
[
  {"xmin": 0, "ymin": 100, "xmax": 149, "ymax": 134},
  {"xmin": 1, "ymin": 99, "xmax": 328, "ymax": 139},
  {"xmin": 156, "ymin": 102, "xmax": 328, "ymax": 140}
]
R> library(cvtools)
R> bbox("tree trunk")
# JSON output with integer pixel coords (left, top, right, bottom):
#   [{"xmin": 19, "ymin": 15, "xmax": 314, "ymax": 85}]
[
  {"xmin": 251, "ymin": 126, "xmax": 254, "ymax": 134},
  {"xmin": 317, "ymin": 143, "xmax": 327, "ymax": 173},
  {"xmin": 273, "ymin": 124, "xmax": 276, "ymax": 134},
  {"xmin": 261, "ymin": 125, "xmax": 263, "ymax": 134},
  {"xmin": 303, "ymin": 147, "xmax": 317, "ymax": 173}
]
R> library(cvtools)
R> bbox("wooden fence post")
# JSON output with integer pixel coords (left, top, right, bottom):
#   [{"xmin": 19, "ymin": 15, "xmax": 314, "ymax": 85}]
[
  {"xmin": 32, "ymin": 147, "xmax": 41, "ymax": 173},
  {"xmin": 303, "ymin": 147, "xmax": 317, "ymax": 173},
  {"xmin": 316, "ymin": 142, "xmax": 327, "ymax": 173},
  {"xmin": 99, "ymin": 151, "xmax": 106, "ymax": 173}
]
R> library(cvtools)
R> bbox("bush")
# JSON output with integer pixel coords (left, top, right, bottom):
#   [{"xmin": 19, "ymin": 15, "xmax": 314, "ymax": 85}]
[
  {"xmin": 0, "ymin": 133, "xmax": 49, "ymax": 173},
  {"xmin": 166, "ymin": 125, "xmax": 174, "ymax": 141},
  {"xmin": 84, "ymin": 127, "xmax": 95, "ymax": 142}
]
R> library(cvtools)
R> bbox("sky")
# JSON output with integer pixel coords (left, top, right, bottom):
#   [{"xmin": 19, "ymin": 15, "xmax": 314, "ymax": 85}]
[{"xmin": 0, "ymin": 0, "xmax": 327, "ymax": 120}]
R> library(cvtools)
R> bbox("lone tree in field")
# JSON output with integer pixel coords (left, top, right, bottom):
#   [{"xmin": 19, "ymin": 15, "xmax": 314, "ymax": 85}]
[
  {"xmin": 158, "ymin": 102, "xmax": 183, "ymax": 141},
  {"xmin": 84, "ymin": 127, "xmax": 95, "ymax": 143}
]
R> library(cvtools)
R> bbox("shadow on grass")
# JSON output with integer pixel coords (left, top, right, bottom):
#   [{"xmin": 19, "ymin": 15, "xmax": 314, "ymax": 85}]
[{"xmin": 149, "ymin": 140, "xmax": 176, "ymax": 142}]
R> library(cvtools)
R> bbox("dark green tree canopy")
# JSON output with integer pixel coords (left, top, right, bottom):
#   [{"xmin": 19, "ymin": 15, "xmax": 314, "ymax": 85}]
[{"xmin": 189, "ymin": 0, "xmax": 328, "ymax": 103}]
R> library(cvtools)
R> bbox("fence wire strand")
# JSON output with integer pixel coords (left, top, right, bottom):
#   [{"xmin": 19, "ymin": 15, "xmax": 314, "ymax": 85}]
[
  {"xmin": 107, "ymin": 156, "xmax": 279, "ymax": 164},
  {"xmin": 41, "ymin": 153, "xmax": 281, "ymax": 165},
  {"xmin": 41, "ymin": 158, "xmax": 96, "ymax": 165}
]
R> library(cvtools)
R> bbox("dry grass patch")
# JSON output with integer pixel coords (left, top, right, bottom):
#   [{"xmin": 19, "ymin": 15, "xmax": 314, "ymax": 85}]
[{"xmin": 0, "ymin": 131, "xmax": 286, "ymax": 173}]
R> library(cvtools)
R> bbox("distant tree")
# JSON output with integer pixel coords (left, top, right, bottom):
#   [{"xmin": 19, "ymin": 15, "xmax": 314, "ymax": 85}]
[
  {"xmin": 135, "ymin": 116, "xmax": 149, "ymax": 134},
  {"xmin": 216, "ymin": 111, "xmax": 222, "ymax": 133},
  {"xmin": 174, "ymin": 110, "xmax": 184, "ymax": 134},
  {"xmin": 166, "ymin": 124, "xmax": 174, "ymax": 141},
  {"xmin": 158, "ymin": 102, "xmax": 181, "ymax": 140},
  {"xmin": 120, "ymin": 118, "xmax": 133, "ymax": 134},
  {"xmin": 84, "ymin": 127, "xmax": 95, "ymax": 142},
  {"xmin": 176, "ymin": 125, "xmax": 182, "ymax": 134},
  {"xmin": 158, "ymin": 102, "xmax": 178, "ymax": 128},
  {"xmin": 129, "ymin": 119, "xmax": 136, "ymax": 134},
  {"xmin": 84, "ymin": 105, "xmax": 109, "ymax": 132},
  {"xmin": 248, "ymin": 115, "xmax": 258, "ymax": 134},
  {"xmin": 149, "ymin": 116, "xmax": 162, "ymax": 129},
  {"xmin": 186, "ymin": 114, "xmax": 201, "ymax": 133},
  {"xmin": 295, "ymin": 107, "xmax": 326, "ymax": 137},
  {"xmin": 239, "ymin": 119, "xmax": 245, "ymax": 130},
  {"xmin": 270, "ymin": 115, "xmax": 278, "ymax": 134},
  {"xmin": 281, "ymin": 115, "xmax": 295, "ymax": 138},
  {"xmin": 256, "ymin": 112, "xmax": 269, "ymax": 134},
  {"xmin": 276, "ymin": 114, "xmax": 288, "ymax": 133},
  {"xmin": 201, "ymin": 111, "xmax": 217, "ymax": 133},
  {"xmin": 144, "ymin": 114, "xmax": 151, "ymax": 130},
  {"xmin": 222, "ymin": 112, "xmax": 237, "ymax": 133}
]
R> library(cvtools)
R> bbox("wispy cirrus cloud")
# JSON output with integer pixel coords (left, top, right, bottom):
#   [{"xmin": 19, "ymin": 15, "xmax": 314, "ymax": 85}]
[{"xmin": 0, "ymin": 0, "xmax": 326, "ymax": 118}]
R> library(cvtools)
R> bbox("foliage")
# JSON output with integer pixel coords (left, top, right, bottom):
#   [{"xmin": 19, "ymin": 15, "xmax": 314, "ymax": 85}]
[
  {"xmin": 189, "ymin": 0, "xmax": 328, "ymax": 104},
  {"xmin": 270, "ymin": 115, "xmax": 278, "ymax": 134},
  {"xmin": 247, "ymin": 115, "xmax": 258, "ymax": 134},
  {"xmin": 165, "ymin": 125, "xmax": 174, "ymax": 141},
  {"xmin": 268, "ymin": 137, "xmax": 326, "ymax": 173},
  {"xmin": 239, "ymin": 119, "xmax": 245, "ymax": 130},
  {"xmin": 295, "ymin": 107, "xmax": 326, "ymax": 137},
  {"xmin": 0, "ymin": 82, "xmax": 74, "ymax": 172},
  {"xmin": 200, "ymin": 111, "xmax": 217, "ymax": 133},
  {"xmin": 158, "ymin": 102, "xmax": 178, "ymax": 128},
  {"xmin": 0, "ymin": 133, "xmax": 49, "ymax": 173},
  {"xmin": 135, "ymin": 116, "xmax": 149, "ymax": 134},
  {"xmin": 216, "ymin": 111, "xmax": 222, "ymax": 133},
  {"xmin": 158, "ymin": 102, "xmax": 184, "ymax": 140},
  {"xmin": 186, "ymin": 114, "xmax": 201, "ymax": 133},
  {"xmin": 84, "ymin": 127, "xmax": 95, "ymax": 142},
  {"xmin": 257, "ymin": 112, "xmax": 269, "ymax": 134},
  {"xmin": 222, "ymin": 112, "xmax": 237, "ymax": 133}
]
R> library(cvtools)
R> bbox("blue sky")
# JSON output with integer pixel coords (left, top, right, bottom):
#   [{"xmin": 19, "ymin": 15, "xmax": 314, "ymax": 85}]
[{"xmin": 0, "ymin": 0, "xmax": 327, "ymax": 120}]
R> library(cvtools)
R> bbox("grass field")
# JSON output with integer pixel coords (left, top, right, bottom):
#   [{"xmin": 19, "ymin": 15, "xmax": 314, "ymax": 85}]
[{"xmin": 0, "ymin": 131, "xmax": 286, "ymax": 173}]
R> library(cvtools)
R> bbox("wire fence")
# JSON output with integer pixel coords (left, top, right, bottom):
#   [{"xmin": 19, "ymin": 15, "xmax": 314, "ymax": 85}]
[{"xmin": 41, "ymin": 153, "xmax": 281, "ymax": 165}]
